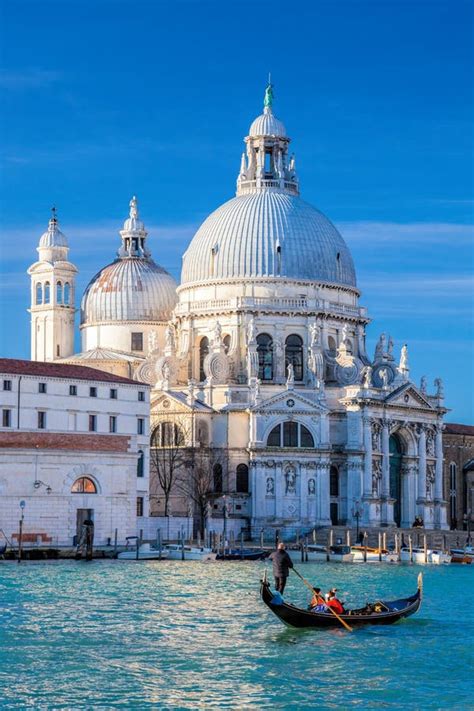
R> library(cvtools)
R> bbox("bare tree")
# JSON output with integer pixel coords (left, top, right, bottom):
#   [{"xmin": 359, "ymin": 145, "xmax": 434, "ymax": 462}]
[
  {"xmin": 149, "ymin": 416, "xmax": 190, "ymax": 517},
  {"xmin": 176, "ymin": 446, "xmax": 229, "ymax": 536}
]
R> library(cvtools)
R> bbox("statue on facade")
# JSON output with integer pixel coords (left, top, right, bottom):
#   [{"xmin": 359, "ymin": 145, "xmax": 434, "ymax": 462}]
[
  {"xmin": 129, "ymin": 195, "xmax": 138, "ymax": 219},
  {"xmin": 285, "ymin": 467, "xmax": 296, "ymax": 494},
  {"xmin": 434, "ymin": 377, "xmax": 444, "ymax": 399},
  {"xmin": 309, "ymin": 322, "xmax": 320, "ymax": 348},
  {"xmin": 387, "ymin": 335, "xmax": 394, "ymax": 358},
  {"xmin": 361, "ymin": 365, "xmax": 372, "ymax": 389},
  {"xmin": 374, "ymin": 333, "xmax": 386, "ymax": 360},
  {"xmin": 148, "ymin": 329, "xmax": 158, "ymax": 354},
  {"xmin": 165, "ymin": 323, "xmax": 175, "ymax": 352},
  {"xmin": 247, "ymin": 316, "xmax": 256, "ymax": 345},
  {"xmin": 308, "ymin": 478, "xmax": 316, "ymax": 495},
  {"xmin": 379, "ymin": 368, "xmax": 389, "ymax": 389},
  {"xmin": 264, "ymin": 80, "xmax": 274, "ymax": 109},
  {"xmin": 162, "ymin": 362, "xmax": 171, "ymax": 382},
  {"xmin": 372, "ymin": 460, "xmax": 382, "ymax": 496},
  {"xmin": 213, "ymin": 321, "xmax": 222, "ymax": 347},
  {"xmin": 266, "ymin": 477, "xmax": 274, "ymax": 495},
  {"xmin": 341, "ymin": 323, "xmax": 349, "ymax": 343},
  {"xmin": 286, "ymin": 362, "xmax": 295, "ymax": 387},
  {"xmin": 426, "ymin": 431, "xmax": 435, "ymax": 457},
  {"xmin": 420, "ymin": 375, "xmax": 427, "ymax": 394},
  {"xmin": 399, "ymin": 344, "xmax": 409, "ymax": 372}
]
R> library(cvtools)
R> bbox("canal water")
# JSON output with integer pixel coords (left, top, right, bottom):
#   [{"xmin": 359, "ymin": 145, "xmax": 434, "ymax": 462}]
[{"xmin": 0, "ymin": 560, "xmax": 472, "ymax": 709}]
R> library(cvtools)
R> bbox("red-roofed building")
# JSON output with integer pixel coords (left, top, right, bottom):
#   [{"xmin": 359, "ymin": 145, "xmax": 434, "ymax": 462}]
[
  {"xmin": 0, "ymin": 358, "xmax": 150, "ymax": 547},
  {"xmin": 443, "ymin": 423, "xmax": 474, "ymax": 533}
]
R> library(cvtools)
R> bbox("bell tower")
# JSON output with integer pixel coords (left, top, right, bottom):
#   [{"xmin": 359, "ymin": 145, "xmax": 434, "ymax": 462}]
[{"xmin": 27, "ymin": 209, "xmax": 78, "ymax": 361}]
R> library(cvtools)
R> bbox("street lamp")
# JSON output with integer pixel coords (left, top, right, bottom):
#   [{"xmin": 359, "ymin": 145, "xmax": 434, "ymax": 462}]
[
  {"xmin": 352, "ymin": 500, "xmax": 363, "ymax": 543},
  {"xmin": 18, "ymin": 500, "xmax": 26, "ymax": 564},
  {"xmin": 34, "ymin": 479, "xmax": 52, "ymax": 494}
]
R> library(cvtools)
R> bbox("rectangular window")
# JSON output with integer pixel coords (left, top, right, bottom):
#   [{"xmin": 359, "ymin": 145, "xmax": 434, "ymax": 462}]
[
  {"xmin": 3, "ymin": 380, "xmax": 12, "ymax": 391},
  {"xmin": 89, "ymin": 387, "xmax": 97, "ymax": 397},
  {"xmin": 137, "ymin": 418, "xmax": 145, "ymax": 435},
  {"xmin": 89, "ymin": 414, "xmax": 97, "ymax": 432},
  {"xmin": 110, "ymin": 388, "xmax": 117, "ymax": 400},
  {"xmin": 69, "ymin": 385, "xmax": 77, "ymax": 396},
  {"xmin": 109, "ymin": 416, "xmax": 117, "ymax": 433},
  {"xmin": 38, "ymin": 382, "xmax": 47, "ymax": 394},
  {"xmin": 2, "ymin": 409, "xmax": 11, "ymax": 427},
  {"xmin": 38, "ymin": 411, "xmax": 46, "ymax": 429},
  {"xmin": 136, "ymin": 496, "xmax": 144, "ymax": 517},
  {"xmin": 283, "ymin": 421, "xmax": 298, "ymax": 447},
  {"xmin": 131, "ymin": 332, "xmax": 143, "ymax": 351},
  {"xmin": 138, "ymin": 391, "xmax": 145, "ymax": 402}
]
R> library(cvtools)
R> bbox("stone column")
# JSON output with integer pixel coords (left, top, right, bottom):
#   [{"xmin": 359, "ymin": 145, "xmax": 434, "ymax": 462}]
[
  {"xmin": 250, "ymin": 462, "xmax": 257, "ymax": 521},
  {"xmin": 275, "ymin": 462, "xmax": 283, "ymax": 519},
  {"xmin": 300, "ymin": 463, "xmax": 308, "ymax": 522},
  {"xmin": 362, "ymin": 416, "xmax": 373, "ymax": 499},
  {"xmin": 417, "ymin": 426, "xmax": 427, "ymax": 503},
  {"xmin": 434, "ymin": 426, "xmax": 448, "ymax": 529},
  {"xmin": 318, "ymin": 460, "xmax": 331, "ymax": 526},
  {"xmin": 381, "ymin": 420, "xmax": 390, "ymax": 498}
]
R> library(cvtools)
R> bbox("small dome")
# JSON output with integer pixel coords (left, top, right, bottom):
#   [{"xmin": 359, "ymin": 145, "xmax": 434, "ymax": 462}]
[
  {"xmin": 39, "ymin": 217, "xmax": 68, "ymax": 249},
  {"xmin": 249, "ymin": 107, "xmax": 286, "ymax": 138},
  {"xmin": 181, "ymin": 191, "xmax": 356, "ymax": 287},
  {"xmin": 81, "ymin": 258, "xmax": 177, "ymax": 325}
]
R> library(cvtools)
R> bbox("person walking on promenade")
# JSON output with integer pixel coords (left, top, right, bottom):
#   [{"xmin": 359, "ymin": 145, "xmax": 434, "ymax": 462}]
[{"xmin": 269, "ymin": 542, "xmax": 294, "ymax": 594}]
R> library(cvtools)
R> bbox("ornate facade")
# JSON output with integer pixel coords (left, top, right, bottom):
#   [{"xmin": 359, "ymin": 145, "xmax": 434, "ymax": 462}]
[{"xmin": 27, "ymin": 83, "xmax": 449, "ymax": 533}]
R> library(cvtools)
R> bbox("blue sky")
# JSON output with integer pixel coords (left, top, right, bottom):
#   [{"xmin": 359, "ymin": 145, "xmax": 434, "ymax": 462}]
[{"xmin": 0, "ymin": 0, "xmax": 473, "ymax": 422}]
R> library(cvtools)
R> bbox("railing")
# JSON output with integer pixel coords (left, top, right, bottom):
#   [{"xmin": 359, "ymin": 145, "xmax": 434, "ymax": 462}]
[
  {"xmin": 237, "ymin": 178, "xmax": 299, "ymax": 196},
  {"xmin": 176, "ymin": 296, "xmax": 364, "ymax": 317}
]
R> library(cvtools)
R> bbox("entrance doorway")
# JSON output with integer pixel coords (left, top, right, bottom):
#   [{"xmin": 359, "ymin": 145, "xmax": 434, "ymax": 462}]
[
  {"xmin": 76, "ymin": 508, "xmax": 94, "ymax": 539},
  {"xmin": 330, "ymin": 502, "xmax": 339, "ymax": 526},
  {"xmin": 389, "ymin": 435, "xmax": 402, "ymax": 526}
]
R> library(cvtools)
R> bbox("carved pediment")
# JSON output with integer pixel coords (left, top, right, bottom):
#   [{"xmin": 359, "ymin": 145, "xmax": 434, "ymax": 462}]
[
  {"xmin": 251, "ymin": 389, "xmax": 329, "ymax": 415},
  {"xmin": 384, "ymin": 383, "xmax": 435, "ymax": 410}
]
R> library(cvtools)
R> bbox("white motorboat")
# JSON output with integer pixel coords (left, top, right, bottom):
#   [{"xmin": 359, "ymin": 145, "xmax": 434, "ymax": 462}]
[
  {"xmin": 162, "ymin": 544, "xmax": 217, "ymax": 561},
  {"xmin": 117, "ymin": 543, "xmax": 169, "ymax": 560},
  {"xmin": 289, "ymin": 544, "xmax": 354, "ymax": 564},
  {"xmin": 400, "ymin": 547, "xmax": 451, "ymax": 565},
  {"xmin": 450, "ymin": 546, "xmax": 474, "ymax": 564},
  {"xmin": 351, "ymin": 546, "xmax": 399, "ymax": 563}
]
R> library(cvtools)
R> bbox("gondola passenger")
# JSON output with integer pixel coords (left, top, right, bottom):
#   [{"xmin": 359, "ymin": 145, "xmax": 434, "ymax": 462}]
[
  {"xmin": 308, "ymin": 587, "xmax": 326, "ymax": 611},
  {"xmin": 326, "ymin": 590, "xmax": 344, "ymax": 614}
]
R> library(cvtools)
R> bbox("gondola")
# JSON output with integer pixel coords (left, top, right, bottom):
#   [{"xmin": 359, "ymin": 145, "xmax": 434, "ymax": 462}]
[
  {"xmin": 216, "ymin": 548, "xmax": 269, "ymax": 561},
  {"xmin": 260, "ymin": 571, "xmax": 422, "ymax": 628}
]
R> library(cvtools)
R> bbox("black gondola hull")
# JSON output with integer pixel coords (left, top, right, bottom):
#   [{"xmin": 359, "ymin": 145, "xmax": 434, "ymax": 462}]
[{"xmin": 260, "ymin": 579, "xmax": 422, "ymax": 629}]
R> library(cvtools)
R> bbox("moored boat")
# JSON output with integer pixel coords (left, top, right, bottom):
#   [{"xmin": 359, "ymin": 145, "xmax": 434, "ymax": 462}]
[
  {"xmin": 117, "ymin": 543, "xmax": 169, "ymax": 560},
  {"xmin": 288, "ymin": 544, "xmax": 354, "ymax": 563},
  {"xmin": 449, "ymin": 546, "xmax": 473, "ymax": 564},
  {"xmin": 216, "ymin": 548, "xmax": 269, "ymax": 561},
  {"xmin": 260, "ymin": 571, "xmax": 423, "ymax": 628},
  {"xmin": 163, "ymin": 544, "xmax": 217, "ymax": 561},
  {"xmin": 400, "ymin": 547, "xmax": 451, "ymax": 565},
  {"xmin": 351, "ymin": 546, "xmax": 399, "ymax": 563}
]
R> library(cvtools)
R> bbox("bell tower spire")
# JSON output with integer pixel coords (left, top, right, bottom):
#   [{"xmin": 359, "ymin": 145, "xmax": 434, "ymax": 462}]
[
  {"xmin": 236, "ymin": 80, "xmax": 299, "ymax": 197},
  {"xmin": 27, "ymin": 209, "xmax": 78, "ymax": 361}
]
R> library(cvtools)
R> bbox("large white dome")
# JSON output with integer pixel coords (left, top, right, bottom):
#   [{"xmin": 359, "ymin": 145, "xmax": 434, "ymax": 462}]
[{"xmin": 181, "ymin": 190, "xmax": 356, "ymax": 288}]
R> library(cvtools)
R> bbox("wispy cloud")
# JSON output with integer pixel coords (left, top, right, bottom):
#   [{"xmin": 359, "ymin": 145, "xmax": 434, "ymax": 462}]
[
  {"xmin": 0, "ymin": 69, "xmax": 62, "ymax": 90},
  {"xmin": 359, "ymin": 273, "xmax": 474, "ymax": 294},
  {"xmin": 338, "ymin": 221, "xmax": 474, "ymax": 246}
]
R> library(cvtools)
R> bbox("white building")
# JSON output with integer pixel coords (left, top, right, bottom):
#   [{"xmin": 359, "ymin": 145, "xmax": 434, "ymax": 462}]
[
  {"xmin": 0, "ymin": 359, "xmax": 150, "ymax": 546},
  {"xmin": 24, "ymin": 82, "xmax": 448, "ymax": 536}
]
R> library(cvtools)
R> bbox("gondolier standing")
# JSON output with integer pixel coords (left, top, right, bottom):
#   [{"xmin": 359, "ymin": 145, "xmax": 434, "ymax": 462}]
[{"xmin": 269, "ymin": 542, "xmax": 294, "ymax": 594}]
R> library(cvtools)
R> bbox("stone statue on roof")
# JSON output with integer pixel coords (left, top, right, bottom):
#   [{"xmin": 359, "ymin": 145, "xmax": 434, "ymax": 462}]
[{"xmin": 264, "ymin": 82, "xmax": 274, "ymax": 109}]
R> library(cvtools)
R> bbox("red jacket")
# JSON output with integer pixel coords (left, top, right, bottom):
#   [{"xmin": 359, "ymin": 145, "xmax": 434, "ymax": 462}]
[{"xmin": 327, "ymin": 598, "xmax": 344, "ymax": 614}]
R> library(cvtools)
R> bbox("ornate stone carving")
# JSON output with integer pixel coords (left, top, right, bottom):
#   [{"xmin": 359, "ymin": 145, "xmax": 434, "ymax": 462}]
[
  {"xmin": 426, "ymin": 430, "xmax": 435, "ymax": 457},
  {"xmin": 155, "ymin": 355, "xmax": 179, "ymax": 389},
  {"xmin": 266, "ymin": 477, "xmax": 274, "ymax": 495},
  {"xmin": 308, "ymin": 478, "xmax": 316, "ymax": 495},
  {"xmin": 213, "ymin": 320, "xmax": 223, "ymax": 348},
  {"xmin": 426, "ymin": 463, "xmax": 435, "ymax": 499},
  {"xmin": 372, "ymin": 363, "xmax": 396, "ymax": 388},
  {"xmin": 361, "ymin": 365, "xmax": 372, "ymax": 388},
  {"xmin": 371, "ymin": 422, "xmax": 381, "ymax": 451},
  {"xmin": 334, "ymin": 361, "xmax": 360, "ymax": 386},
  {"xmin": 247, "ymin": 316, "xmax": 256, "ymax": 345},
  {"xmin": 148, "ymin": 329, "xmax": 158, "ymax": 354},
  {"xmin": 284, "ymin": 465, "xmax": 297, "ymax": 494},
  {"xmin": 372, "ymin": 458, "xmax": 382, "ymax": 496},
  {"xmin": 204, "ymin": 351, "xmax": 230, "ymax": 385},
  {"xmin": 164, "ymin": 323, "xmax": 175, "ymax": 354}
]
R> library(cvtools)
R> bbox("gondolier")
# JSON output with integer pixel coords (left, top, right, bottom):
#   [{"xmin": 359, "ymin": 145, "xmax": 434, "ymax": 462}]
[{"xmin": 269, "ymin": 542, "xmax": 294, "ymax": 594}]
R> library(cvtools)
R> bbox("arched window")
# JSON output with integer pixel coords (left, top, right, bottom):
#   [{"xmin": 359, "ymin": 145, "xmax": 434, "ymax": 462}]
[
  {"xmin": 223, "ymin": 334, "xmax": 231, "ymax": 354},
  {"xmin": 137, "ymin": 450, "xmax": 144, "ymax": 478},
  {"xmin": 64, "ymin": 282, "xmax": 70, "ymax": 305},
  {"xmin": 236, "ymin": 464, "xmax": 249, "ymax": 493},
  {"xmin": 330, "ymin": 466, "xmax": 339, "ymax": 497},
  {"xmin": 199, "ymin": 337, "xmax": 209, "ymax": 381},
  {"xmin": 36, "ymin": 283, "xmax": 43, "ymax": 305},
  {"xmin": 151, "ymin": 421, "xmax": 185, "ymax": 448},
  {"xmin": 449, "ymin": 462, "xmax": 457, "ymax": 521},
  {"xmin": 257, "ymin": 333, "xmax": 273, "ymax": 381},
  {"xmin": 267, "ymin": 422, "xmax": 314, "ymax": 448},
  {"xmin": 56, "ymin": 281, "xmax": 63, "ymax": 304},
  {"xmin": 285, "ymin": 334, "xmax": 303, "ymax": 381},
  {"xmin": 213, "ymin": 463, "xmax": 223, "ymax": 493},
  {"xmin": 44, "ymin": 282, "xmax": 50, "ymax": 304},
  {"xmin": 71, "ymin": 476, "xmax": 97, "ymax": 493}
]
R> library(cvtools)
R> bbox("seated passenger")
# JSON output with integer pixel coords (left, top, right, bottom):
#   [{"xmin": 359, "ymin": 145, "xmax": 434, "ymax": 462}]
[
  {"xmin": 309, "ymin": 587, "xmax": 323, "ymax": 610},
  {"xmin": 326, "ymin": 591, "xmax": 344, "ymax": 614}
]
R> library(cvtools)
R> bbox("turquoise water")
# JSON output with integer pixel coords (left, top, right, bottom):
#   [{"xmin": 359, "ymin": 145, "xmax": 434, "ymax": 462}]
[{"xmin": 0, "ymin": 560, "xmax": 472, "ymax": 710}]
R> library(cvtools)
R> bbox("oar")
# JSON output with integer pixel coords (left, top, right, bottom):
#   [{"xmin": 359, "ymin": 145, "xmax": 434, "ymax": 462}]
[{"xmin": 292, "ymin": 567, "xmax": 353, "ymax": 632}]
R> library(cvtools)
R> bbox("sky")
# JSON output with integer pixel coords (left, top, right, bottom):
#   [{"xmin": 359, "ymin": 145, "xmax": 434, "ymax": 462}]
[{"xmin": 0, "ymin": 0, "xmax": 473, "ymax": 423}]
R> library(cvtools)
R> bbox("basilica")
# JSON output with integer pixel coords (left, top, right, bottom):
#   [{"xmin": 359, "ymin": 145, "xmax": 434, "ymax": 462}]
[{"xmin": 27, "ymin": 83, "xmax": 449, "ymax": 534}]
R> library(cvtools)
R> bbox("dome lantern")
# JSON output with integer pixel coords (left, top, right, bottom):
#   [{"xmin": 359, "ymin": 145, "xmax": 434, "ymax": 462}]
[{"xmin": 237, "ymin": 80, "xmax": 298, "ymax": 197}]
